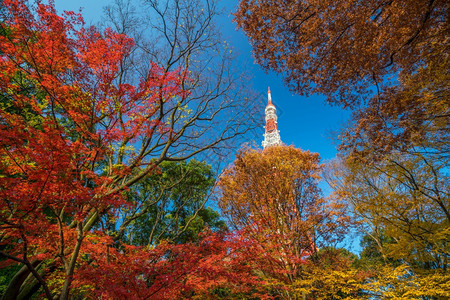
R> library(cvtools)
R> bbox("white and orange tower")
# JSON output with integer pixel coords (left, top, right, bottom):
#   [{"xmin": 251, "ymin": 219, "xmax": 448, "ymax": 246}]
[{"xmin": 262, "ymin": 87, "xmax": 282, "ymax": 148}]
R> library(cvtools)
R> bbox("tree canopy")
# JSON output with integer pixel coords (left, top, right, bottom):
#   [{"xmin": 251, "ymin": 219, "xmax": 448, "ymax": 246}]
[{"xmin": 234, "ymin": 0, "xmax": 447, "ymax": 107}]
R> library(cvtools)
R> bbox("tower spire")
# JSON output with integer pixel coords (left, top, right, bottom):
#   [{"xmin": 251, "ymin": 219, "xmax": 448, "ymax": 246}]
[
  {"xmin": 262, "ymin": 87, "xmax": 282, "ymax": 149},
  {"xmin": 268, "ymin": 86, "xmax": 272, "ymax": 105}
]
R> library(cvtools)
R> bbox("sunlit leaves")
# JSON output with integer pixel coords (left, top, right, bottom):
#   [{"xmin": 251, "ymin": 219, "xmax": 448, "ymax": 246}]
[
  {"xmin": 218, "ymin": 145, "xmax": 354, "ymax": 297},
  {"xmin": 234, "ymin": 0, "xmax": 447, "ymax": 107},
  {"xmin": 0, "ymin": 0, "xmax": 188, "ymax": 297}
]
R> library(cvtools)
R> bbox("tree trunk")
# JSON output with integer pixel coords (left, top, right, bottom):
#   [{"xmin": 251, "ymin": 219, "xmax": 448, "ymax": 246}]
[{"xmin": 2, "ymin": 260, "xmax": 40, "ymax": 300}]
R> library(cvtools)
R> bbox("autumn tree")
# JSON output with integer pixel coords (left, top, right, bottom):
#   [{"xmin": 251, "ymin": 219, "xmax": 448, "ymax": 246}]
[
  {"xmin": 102, "ymin": 0, "xmax": 262, "ymax": 162},
  {"xmin": 0, "ymin": 0, "xmax": 259, "ymax": 298},
  {"xmin": 290, "ymin": 247, "xmax": 371, "ymax": 299},
  {"xmin": 325, "ymin": 153, "xmax": 449, "ymax": 298},
  {"xmin": 217, "ymin": 145, "xmax": 353, "ymax": 298},
  {"xmin": 234, "ymin": 0, "xmax": 446, "ymax": 105},
  {"xmin": 68, "ymin": 231, "xmax": 272, "ymax": 299}
]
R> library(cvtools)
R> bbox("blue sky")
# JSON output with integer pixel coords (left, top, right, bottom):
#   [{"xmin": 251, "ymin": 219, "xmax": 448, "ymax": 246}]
[{"xmin": 54, "ymin": 0, "xmax": 351, "ymax": 162}]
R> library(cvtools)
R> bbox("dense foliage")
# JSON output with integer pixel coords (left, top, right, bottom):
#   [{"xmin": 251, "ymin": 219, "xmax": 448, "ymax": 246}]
[{"xmin": 218, "ymin": 146, "xmax": 364, "ymax": 299}]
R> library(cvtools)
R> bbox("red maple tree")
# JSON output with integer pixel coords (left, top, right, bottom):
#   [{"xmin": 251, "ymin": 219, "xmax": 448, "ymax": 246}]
[{"xmin": 0, "ymin": 0, "xmax": 202, "ymax": 298}]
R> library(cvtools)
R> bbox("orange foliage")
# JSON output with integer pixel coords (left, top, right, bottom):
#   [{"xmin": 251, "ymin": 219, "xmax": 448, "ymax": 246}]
[
  {"xmin": 234, "ymin": 0, "xmax": 447, "ymax": 107},
  {"xmin": 218, "ymin": 146, "xmax": 351, "ymax": 289}
]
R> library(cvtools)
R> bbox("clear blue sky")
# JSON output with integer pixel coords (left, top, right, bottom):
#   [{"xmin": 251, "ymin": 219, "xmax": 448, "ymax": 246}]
[{"xmin": 54, "ymin": 0, "xmax": 350, "ymax": 161}]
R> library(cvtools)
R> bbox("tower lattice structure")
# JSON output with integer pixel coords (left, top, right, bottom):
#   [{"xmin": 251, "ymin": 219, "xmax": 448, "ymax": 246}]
[{"xmin": 262, "ymin": 87, "xmax": 282, "ymax": 149}]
